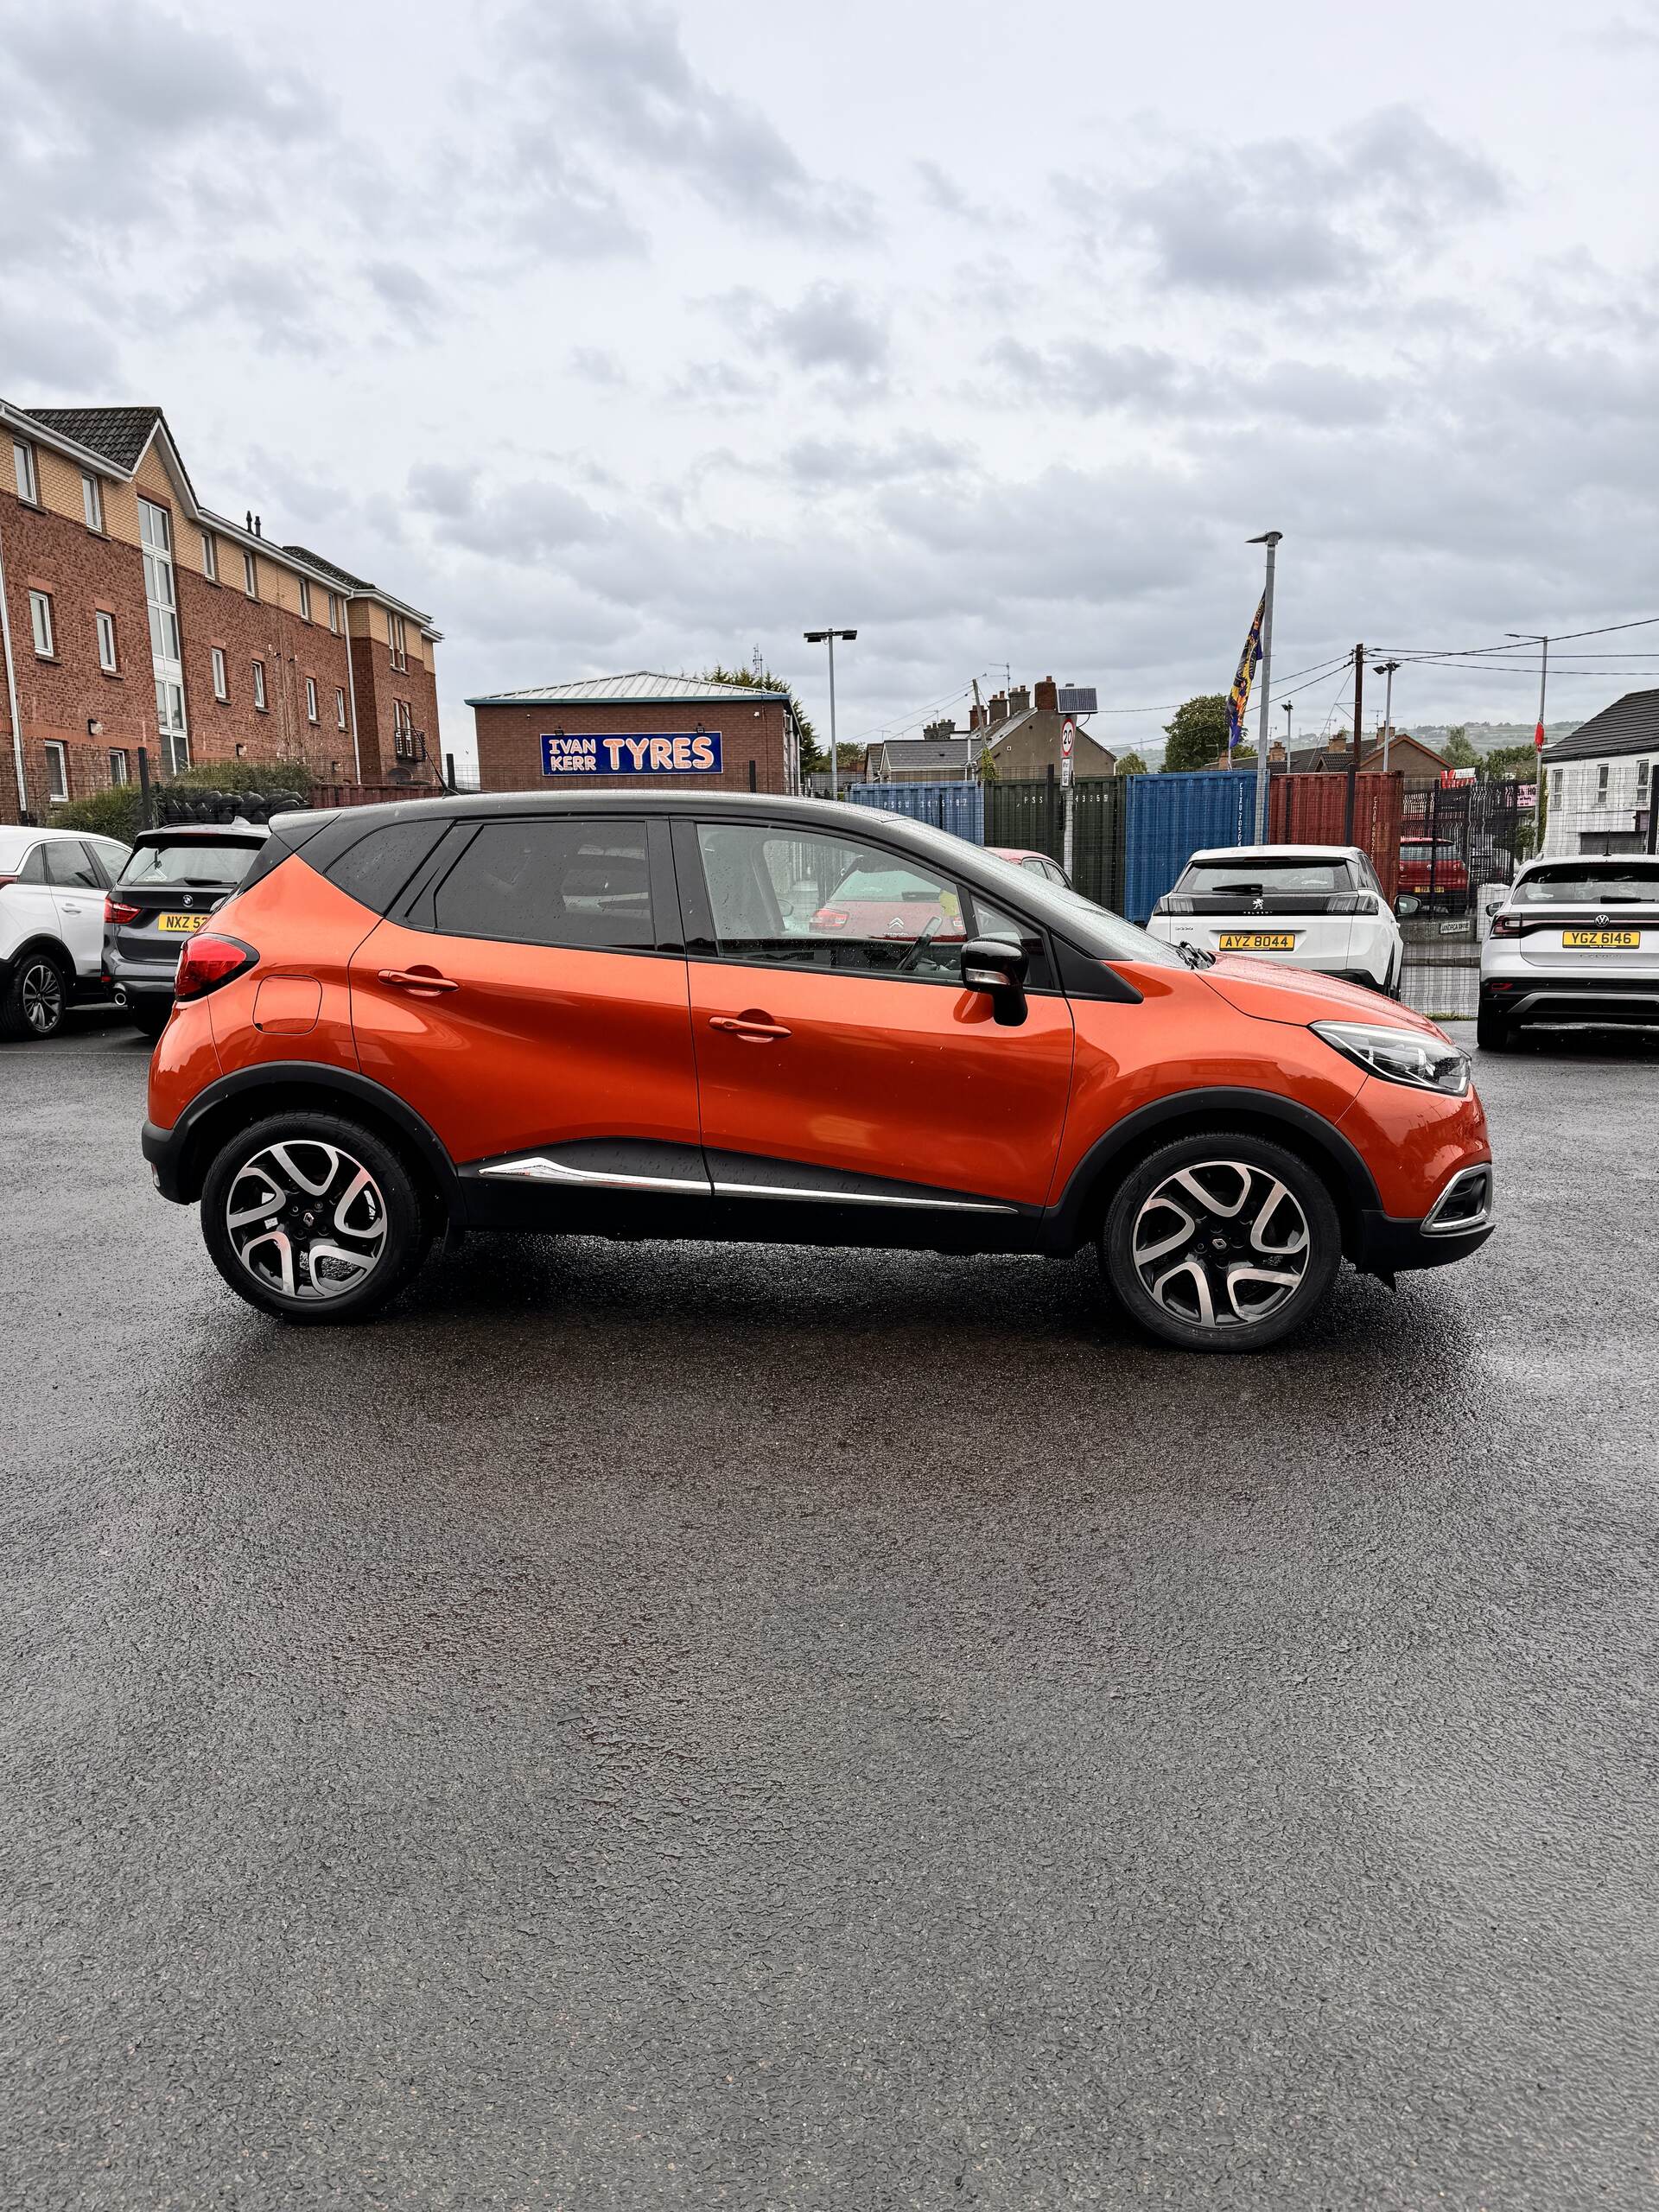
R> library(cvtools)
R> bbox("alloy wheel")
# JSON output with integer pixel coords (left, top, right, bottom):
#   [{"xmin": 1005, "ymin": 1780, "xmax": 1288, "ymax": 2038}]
[
  {"xmin": 22, "ymin": 960, "xmax": 64, "ymax": 1037},
  {"xmin": 1129, "ymin": 1159, "xmax": 1311, "ymax": 1332},
  {"xmin": 225, "ymin": 1140, "xmax": 389, "ymax": 1300}
]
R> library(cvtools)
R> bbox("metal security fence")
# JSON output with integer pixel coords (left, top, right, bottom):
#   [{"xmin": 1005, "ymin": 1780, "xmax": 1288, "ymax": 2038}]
[
  {"xmin": 844, "ymin": 780, "xmax": 984, "ymax": 842},
  {"xmin": 985, "ymin": 778, "xmax": 1126, "ymax": 911},
  {"xmin": 1394, "ymin": 779, "xmax": 1536, "ymax": 1022}
]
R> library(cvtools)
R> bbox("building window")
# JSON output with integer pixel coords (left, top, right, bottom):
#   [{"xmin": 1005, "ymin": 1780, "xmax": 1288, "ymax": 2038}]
[
  {"xmin": 45, "ymin": 740, "xmax": 68, "ymax": 802},
  {"xmin": 201, "ymin": 531, "xmax": 218, "ymax": 582},
  {"xmin": 299, "ymin": 576, "xmax": 312, "ymax": 622},
  {"xmin": 388, "ymin": 612, "xmax": 408, "ymax": 671},
  {"xmin": 95, "ymin": 609, "xmax": 118, "ymax": 672},
  {"xmin": 305, "ymin": 676, "xmax": 319, "ymax": 722},
  {"xmin": 335, "ymin": 685, "xmax": 347, "ymax": 730},
  {"xmin": 392, "ymin": 699, "xmax": 415, "ymax": 757},
  {"xmin": 12, "ymin": 439, "xmax": 39, "ymax": 504},
  {"xmin": 82, "ymin": 473, "xmax": 105, "ymax": 532},
  {"xmin": 1596, "ymin": 764, "xmax": 1610, "ymax": 804},
  {"xmin": 109, "ymin": 749, "xmax": 130, "ymax": 785},
  {"xmin": 252, "ymin": 658, "xmax": 267, "ymax": 710},
  {"xmin": 327, "ymin": 592, "xmax": 341, "ymax": 633},
  {"xmin": 235, "ymin": 742, "xmax": 247, "ymax": 759},
  {"xmin": 211, "ymin": 645, "xmax": 228, "ymax": 701},
  {"xmin": 154, "ymin": 681, "xmax": 188, "ymax": 774},
  {"xmin": 244, "ymin": 550, "xmax": 258, "ymax": 598},
  {"xmin": 1550, "ymin": 768, "xmax": 1562, "ymax": 804},
  {"xmin": 29, "ymin": 589, "xmax": 55, "ymax": 658},
  {"xmin": 1639, "ymin": 760, "xmax": 1652, "ymax": 796}
]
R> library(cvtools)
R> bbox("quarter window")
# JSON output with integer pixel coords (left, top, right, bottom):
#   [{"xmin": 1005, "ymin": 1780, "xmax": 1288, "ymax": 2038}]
[
  {"xmin": 429, "ymin": 819, "xmax": 656, "ymax": 951},
  {"xmin": 29, "ymin": 589, "xmax": 55, "ymax": 657},
  {"xmin": 693, "ymin": 823, "xmax": 971, "ymax": 981},
  {"xmin": 95, "ymin": 609, "xmax": 118, "ymax": 671},
  {"xmin": 211, "ymin": 646, "xmax": 228, "ymax": 701},
  {"xmin": 44, "ymin": 741, "xmax": 68, "ymax": 802},
  {"xmin": 252, "ymin": 659, "xmax": 267, "ymax": 710},
  {"xmin": 82, "ymin": 473, "xmax": 105, "ymax": 531},
  {"xmin": 12, "ymin": 439, "xmax": 39, "ymax": 503}
]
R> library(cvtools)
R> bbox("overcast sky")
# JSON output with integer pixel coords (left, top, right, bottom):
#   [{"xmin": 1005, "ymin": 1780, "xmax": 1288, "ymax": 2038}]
[{"xmin": 4, "ymin": 0, "xmax": 1658, "ymax": 766}]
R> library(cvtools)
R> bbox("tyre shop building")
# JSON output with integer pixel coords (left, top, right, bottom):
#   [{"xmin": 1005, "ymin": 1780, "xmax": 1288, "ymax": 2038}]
[{"xmin": 468, "ymin": 672, "xmax": 798, "ymax": 796}]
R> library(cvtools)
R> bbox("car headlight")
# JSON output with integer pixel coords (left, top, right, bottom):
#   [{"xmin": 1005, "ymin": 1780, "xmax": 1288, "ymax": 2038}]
[{"xmin": 1312, "ymin": 1020, "xmax": 1471, "ymax": 1096}]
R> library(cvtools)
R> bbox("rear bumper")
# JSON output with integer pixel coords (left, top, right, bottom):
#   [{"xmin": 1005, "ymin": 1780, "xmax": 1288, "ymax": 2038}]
[
  {"xmin": 105, "ymin": 942, "xmax": 178, "ymax": 1003},
  {"xmin": 1480, "ymin": 976, "xmax": 1659, "ymax": 1027},
  {"xmin": 1352, "ymin": 1162, "xmax": 1497, "ymax": 1277},
  {"xmin": 143, "ymin": 1117, "xmax": 186, "ymax": 1201}
]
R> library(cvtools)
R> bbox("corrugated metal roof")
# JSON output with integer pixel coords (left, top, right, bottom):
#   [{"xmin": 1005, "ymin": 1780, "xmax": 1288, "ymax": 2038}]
[
  {"xmin": 1541, "ymin": 689, "xmax": 1659, "ymax": 763},
  {"xmin": 467, "ymin": 671, "xmax": 788, "ymax": 707}
]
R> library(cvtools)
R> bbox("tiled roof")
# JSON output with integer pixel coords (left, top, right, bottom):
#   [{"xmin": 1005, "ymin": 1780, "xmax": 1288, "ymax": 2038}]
[
  {"xmin": 467, "ymin": 671, "xmax": 788, "ymax": 707},
  {"xmin": 1541, "ymin": 689, "xmax": 1659, "ymax": 763},
  {"xmin": 283, "ymin": 543, "xmax": 370, "ymax": 589},
  {"xmin": 875, "ymin": 737, "xmax": 972, "ymax": 768},
  {"xmin": 24, "ymin": 405, "xmax": 162, "ymax": 470}
]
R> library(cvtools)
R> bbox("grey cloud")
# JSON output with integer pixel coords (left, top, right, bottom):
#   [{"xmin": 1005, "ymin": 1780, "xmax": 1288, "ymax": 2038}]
[
  {"xmin": 406, "ymin": 466, "xmax": 607, "ymax": 562},
  {"xmin": 783, "ymin": 435, "xmax": 972, "ymax": 489},
  {"xmin": 190, "ymin": 260, "xmax": 334, "ymax": 355},
  {"xmin": 916, "ymin": 162, "xmax": 995, "ymax": 225},
  {"xmin": 722, "ymin": 284, "xmax": 890, "ymax": 385},
  {"xmin": 363, "ymin": 260, "xmax": 445, "ymax": 338},
  {"xmin": 569, "ymin": 347, "xmax": 631, "ymax": 388},
  {"xmin": 507, "ymin": 0, "xmax": 877, "ymax": 240},
  {"xmin": 985, "ymin": 336, "xmax": 1182, "ymax": 412},
  {"xmin": 0, "ymin": 302, "xmax": 121, "ymax": 392},
  {"xmin": 1072, "ymin": 106, "xmax": 1506, "ymax": 296},
  {"xmin": 492, "ymin": 136, "xmax": 647, "ymax": 262}
]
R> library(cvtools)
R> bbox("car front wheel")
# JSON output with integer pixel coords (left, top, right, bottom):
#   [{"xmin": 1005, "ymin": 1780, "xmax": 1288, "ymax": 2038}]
[
  {"xmin": 1101, "ymin": 1134, "xmax": 1342, "ymax": 1351},
  {"xmin": 200, "ymin": 1112, "xmax": 431, "ymax": 1324}
]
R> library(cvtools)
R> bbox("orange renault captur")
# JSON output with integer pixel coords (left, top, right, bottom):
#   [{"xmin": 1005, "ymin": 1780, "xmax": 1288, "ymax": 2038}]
[{"xmin": 142, "ymin": 792, "xmax": 1495, "ymax": 1349}]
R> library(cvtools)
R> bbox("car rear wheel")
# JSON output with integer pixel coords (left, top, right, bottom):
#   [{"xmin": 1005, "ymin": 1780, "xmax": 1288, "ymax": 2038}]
[
  {"xmin": 1100, "ymin": 1135, "xmax": 1342, "ymax": 1352},
  {"xmin": 200, "ymin": 1112, "xmax": 431, "ymax": 1324},
  {"xmin": 0, "ymin": 949, "xmax": 69, "ymax": 1040},
  {"xmin": 128, "ymin": 997, "xmax": 170, "ymax": 1040}
]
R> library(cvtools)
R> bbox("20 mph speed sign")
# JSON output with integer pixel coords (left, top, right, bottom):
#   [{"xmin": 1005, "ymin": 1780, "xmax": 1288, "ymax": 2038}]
[{"xmin": 1061, "ymin": 715, "xmax": 1076, "ymax": 785}]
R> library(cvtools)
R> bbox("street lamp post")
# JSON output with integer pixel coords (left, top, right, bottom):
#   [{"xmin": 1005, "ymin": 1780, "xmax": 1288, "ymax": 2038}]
[
  {"xmin": 1372, "ymin": 660, "xmax": 1401, "ymax": 773},
  {"xmin": 1247, "ymin": 531, "xmax": 1282, "ymax": 846},
  {"xmin": 804, "ymin": 628, "xmax": 857, "ymax": 799}
]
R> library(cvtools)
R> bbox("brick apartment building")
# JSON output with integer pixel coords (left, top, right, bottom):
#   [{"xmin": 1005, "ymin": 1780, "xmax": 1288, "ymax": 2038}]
[
  {"xmin": 1, "ymin": 399, "xmax": 442, "ymax": 821},
  {"xmin": 470, "ymin": 672, "xmax": 798, "ymax": 794}
]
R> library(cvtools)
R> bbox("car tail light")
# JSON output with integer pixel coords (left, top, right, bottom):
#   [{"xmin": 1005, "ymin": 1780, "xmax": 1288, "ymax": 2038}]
[
  {"xmin": 0, "ymin": 874, "xmax": 16, "ymax": 890},
  {"xmin": 1155, "ymin": 896, "xmax": 1194, "ymax": 915},
  {"xmin": 812, "ymin": 907, "xmax": 850, "ymax": 931},
  {"xmin": 1327, "ymin": 893, "xmax": 1376, "ymax": 914},
  {"xmin": 173, "ymin": 931, "xmax": 257, "ymax": 1001},
  {"xmin": 1489, "ymin": 914, "xmax": 1523, "ymax": 937},
  {"xmin": 105, "ymin": 893, "xmax": 141, "ymax": 925}
]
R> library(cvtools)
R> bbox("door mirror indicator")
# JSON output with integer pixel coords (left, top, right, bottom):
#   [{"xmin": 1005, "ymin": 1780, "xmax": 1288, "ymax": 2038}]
[{"xmin": 961, "ymin": 937, "xmax": 1028, "ymax": 1025}]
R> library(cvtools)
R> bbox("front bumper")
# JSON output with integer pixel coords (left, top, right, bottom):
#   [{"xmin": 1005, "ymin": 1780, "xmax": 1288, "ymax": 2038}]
[{"xmin": 1351, "ymin": 1162, "xmax": 1497, "ymax": 1277}]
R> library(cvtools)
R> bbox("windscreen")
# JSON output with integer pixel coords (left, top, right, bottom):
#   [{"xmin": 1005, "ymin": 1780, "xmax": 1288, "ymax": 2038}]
[
  {"xmin": 1182, "ymin": 856, "xmax": 1352, "ymax": 895},
  {"xmin": 118, "ymin": 839, "xmax": 264, "ymax": 889},
  {"xmin": 1512, "ymin": 864, "xmax": 1659, "ymax": 905}
]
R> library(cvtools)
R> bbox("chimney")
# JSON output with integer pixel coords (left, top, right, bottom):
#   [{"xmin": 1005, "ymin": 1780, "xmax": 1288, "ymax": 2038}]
[
  {"xmin": 1033, "ymin": 676, "xmax": 1059, "ymax": 713},
  {"xmin": 1268, "ymin": 740, "xmax": 1287, "ymax": 766},
  {"xmin": 1008, "ymin": 684, "xmax": 1031, "ymax": 716},
  {"xmin": 988, "ymin": 690, "xmax": 1009, "ymax": 726},
  {"xmin": 255, "ymin": 513, "xmax": 263, "ymax": 537},
  {"xmin": 245, "ymin": 510, "xmax": 252, "ymax": 531}
]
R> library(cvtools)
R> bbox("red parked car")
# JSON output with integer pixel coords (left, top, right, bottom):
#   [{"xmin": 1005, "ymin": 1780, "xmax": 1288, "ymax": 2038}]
[{"xmin": 1397, "ymin": 839, "xmax": 1471, "ymax": 916}]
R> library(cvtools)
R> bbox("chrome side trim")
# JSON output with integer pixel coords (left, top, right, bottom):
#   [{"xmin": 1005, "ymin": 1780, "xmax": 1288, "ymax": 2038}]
[
  {"xmin": 1421, "ymin": 1164, "xmax": 1496, "ymax": 1237},
  {"xmin": 710, "ymin": 1179, "xmax": 1016, "ymax": 1215},
  {"xmin": 477, "ymin": 1156, "xmax": 712, "ymax": 1193}
]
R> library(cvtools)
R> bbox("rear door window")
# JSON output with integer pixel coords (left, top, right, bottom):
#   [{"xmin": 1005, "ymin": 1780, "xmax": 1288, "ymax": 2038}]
[
  {"xmin": 44, "ymin": 840, "xmax": 101, "ymax": 889},
  {"xmin": 429, "ymin": 819, "xmax": 656, "ymax": 950}
]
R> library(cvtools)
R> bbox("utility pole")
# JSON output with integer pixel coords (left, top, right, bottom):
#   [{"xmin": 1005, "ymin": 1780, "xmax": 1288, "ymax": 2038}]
[
  {"xmin": 1508, "ymin": 632, "xmax": 1550, "ymax": 853},
  {"xmin": 1372, "ymin": 660, "xmax": 1401, "ymax": 774},
  {"xmin": 804, "ymin": 628, "xmax": 856, "ymax": 799},
  {"xmin": 1247, "ymin": 531, "xmax": 1281, "ymax": 845},
  {"xmin": 1345, "ymin": 643, "xmax": 1364, "ymax": 844}
]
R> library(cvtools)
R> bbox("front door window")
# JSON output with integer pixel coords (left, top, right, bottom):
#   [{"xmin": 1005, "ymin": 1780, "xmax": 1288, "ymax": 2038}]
[{"xmin": 695, "ymin": 823, "xmax": 970, "ymax": 981}]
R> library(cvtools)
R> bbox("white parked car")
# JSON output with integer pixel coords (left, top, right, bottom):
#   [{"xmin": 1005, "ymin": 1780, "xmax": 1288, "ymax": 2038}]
[
  {"xmin": 0, "ymin": 823, "xmax": 132, "ymax": 1039},
  {"xmin": 1147, "ymin": 843, "xmax": 1403, "ymax": 995},
  {"xmin": 1478, "ymin": 853, "xmax": 1659, "ymax": 1050}
]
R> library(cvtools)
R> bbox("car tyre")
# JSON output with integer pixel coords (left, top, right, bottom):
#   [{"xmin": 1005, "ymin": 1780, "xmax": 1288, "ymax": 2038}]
[
  {"xmin": 200, "ymin": 1111, "xmax": 432, "ymax": 1324},
  {"xmin": 128, "ymin": 997, "xmax": 171, "ymax": 1041},
  {"xmin": 0, "ymin": 948, "xmax": 70, "ymax": 1040},
  {"xmin": 1101, "ymin": 1133, "xmax": 1343, "ymax": 1353},
  {"xmin": 1476, "ymin": 1005, "xmax": 1511, "ymax": 1052}
]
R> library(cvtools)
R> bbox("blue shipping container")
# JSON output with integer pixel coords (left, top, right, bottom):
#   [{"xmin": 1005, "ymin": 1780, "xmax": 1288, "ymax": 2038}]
[
  {"xmin": 843, "ymin": 781, "xmax": 985, "ymax": 845},
  {"xmin": 1122, "ymin": 772, "xmax": 1258, "ymax": 923}
]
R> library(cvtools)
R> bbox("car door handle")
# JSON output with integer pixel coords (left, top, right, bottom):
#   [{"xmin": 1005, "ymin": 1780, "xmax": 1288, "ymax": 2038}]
[
  {"xmin": 61, "ymin": 900, "xmax": 84, "ymax": 912},
  {"xmin": 709, "ymin": 1014, "xmax": 791, "ymax": 1042},
  {"xmin": 378, "ymin": 967, "xmax": 459, "ymax": 994}
]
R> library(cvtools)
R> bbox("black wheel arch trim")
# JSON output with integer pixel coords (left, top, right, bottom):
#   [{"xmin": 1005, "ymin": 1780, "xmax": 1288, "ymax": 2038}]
[
  {"xmin": 143, "ymin": 1062, "xmax": 461, "ymax": 1209},
  {"xmin": 1042, "ymin": 1087, "xmax": 1383, "ymax": 1255}
]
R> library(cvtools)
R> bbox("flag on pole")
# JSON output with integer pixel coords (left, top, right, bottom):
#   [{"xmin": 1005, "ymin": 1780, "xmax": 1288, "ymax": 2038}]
[{"xmin": 1227, "ymin": 594, "xmax": 1267, "ymax": 752}]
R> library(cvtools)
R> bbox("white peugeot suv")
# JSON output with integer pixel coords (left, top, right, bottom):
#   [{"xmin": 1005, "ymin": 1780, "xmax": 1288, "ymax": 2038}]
[
  {"xmin": 0, "ymin": 824, "xmax": 132, "ymax": 1039},
  {"xmin": 1147, "ymin": 844, "xmax": 1404, "ymax": 995},
  {"xmin": 1478, "ymin": 854, "xmax": 1659, "ymax": 1049}
]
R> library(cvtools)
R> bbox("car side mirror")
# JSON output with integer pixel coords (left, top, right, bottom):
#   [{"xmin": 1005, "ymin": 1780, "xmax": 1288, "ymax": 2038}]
[{"xmin": 961, "ymin": 937, "xmax": 1028, "ymax": 1025}]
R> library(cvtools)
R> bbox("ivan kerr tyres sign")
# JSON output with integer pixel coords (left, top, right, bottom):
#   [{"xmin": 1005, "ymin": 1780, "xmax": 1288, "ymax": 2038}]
[{"xmin": 541, "ymin": 731, "xmax": 723, "ymax": 777}]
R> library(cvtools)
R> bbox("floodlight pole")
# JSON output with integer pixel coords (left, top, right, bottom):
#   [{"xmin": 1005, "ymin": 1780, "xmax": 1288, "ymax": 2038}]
[
  {"xmin": 1508, "ymin": 632, "xmax": 1550, "ymax": 854},
  {"xmin": 805, "ymin": 627, "xmax": 857, "ymax": 798},
  {"xmin": 1248, "ymin": 531, "xmax": 1281, "ymax": 845},
  {"xmin": 1372, "ymin": 660, "xmax": 1401, "ymax": 773}
]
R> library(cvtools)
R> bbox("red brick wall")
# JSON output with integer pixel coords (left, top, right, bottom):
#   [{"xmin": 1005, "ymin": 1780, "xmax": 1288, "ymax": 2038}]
[
  {"xmin": 474, "ymin": 697, "xmax": 790, "ymax": 795},
  {"xmin": 177, "ymin": 564, "xmax": 357, "ymax": 785},
  {"xmin": 351, "ymin": 634, "xmax": 443, "ymax": 784},
  {"xmin": 0, "ymin": 485, "xmax": 152, "ymax": 817}
]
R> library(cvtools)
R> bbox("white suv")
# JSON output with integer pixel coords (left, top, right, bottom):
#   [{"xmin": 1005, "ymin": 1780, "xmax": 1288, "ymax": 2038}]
[
  {"xmin": 0, "ymin": 824, "xmax": 132, "ymax": 1039},
  {"xmin": 1147, "ymin": 844, "xmax": 1404, "ymax": 995},
  {"xmin": 1478, "ymin": 854, "xmax": 1659, "ymax": 1049}
]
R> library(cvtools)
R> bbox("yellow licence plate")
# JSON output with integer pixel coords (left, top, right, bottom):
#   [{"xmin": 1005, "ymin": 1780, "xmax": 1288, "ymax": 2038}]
[
  {"xmin": 157, "ymin": 912, "xmax": 210, "ymax": 934},
  {"xmin": 1561, "ymin": 929, "xmax": 1638, "ymax": 949},
  {"xmin": 1218, "ymin": 931, "xmax": 1296, "ymax": 951}
]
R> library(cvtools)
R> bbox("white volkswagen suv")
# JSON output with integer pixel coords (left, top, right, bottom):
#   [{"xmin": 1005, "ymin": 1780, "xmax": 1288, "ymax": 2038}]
[
  {"xmin": 0, "ymin": 824, "xmax": 132, "ymax": 1039},
  {"xmin": 1147, "ymin": 844, "xmax": 1404, "ymax": 995},
  {"xmin": 1478, "ymin": 854, "xmax": 1659, "ymax": 1049}
]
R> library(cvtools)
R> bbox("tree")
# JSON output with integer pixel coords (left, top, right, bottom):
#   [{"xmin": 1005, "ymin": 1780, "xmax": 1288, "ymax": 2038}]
[
  {"xmin": 1116, "ymin": 751, "xmax": 1149, "ymax": 777},
  {"xmin": 1442, "ymin": 726, "xmax": 1479, "ymax": 769},
  {"xmin": 702, "ymin": 662, "xmax": 823, "ymax": 777},
  {"xmin": 1478, "ymin": 742, "xmax": 1537, "ymax": 783},
  {"xmin": 1161, "ymin": 695, "xmax": 1230, "ymax": 773}
]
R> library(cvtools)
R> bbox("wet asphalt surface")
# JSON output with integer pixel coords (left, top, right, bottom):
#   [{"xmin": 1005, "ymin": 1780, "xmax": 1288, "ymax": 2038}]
[{"xmin": 3, "ymin": 1011, "xmax": 1657, "ymax": 2211}]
